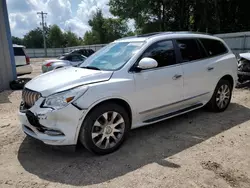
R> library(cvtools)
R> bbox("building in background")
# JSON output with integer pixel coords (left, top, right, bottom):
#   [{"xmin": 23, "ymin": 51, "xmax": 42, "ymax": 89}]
[{"xmin": 0, "ymin": 0, "xmax": 16, "ymax": 91}]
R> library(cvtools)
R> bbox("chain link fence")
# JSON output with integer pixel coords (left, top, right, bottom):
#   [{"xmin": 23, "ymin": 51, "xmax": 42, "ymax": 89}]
[{"xmin": 26, "ymin": 44, "xmax": 107, "ymax": 58}]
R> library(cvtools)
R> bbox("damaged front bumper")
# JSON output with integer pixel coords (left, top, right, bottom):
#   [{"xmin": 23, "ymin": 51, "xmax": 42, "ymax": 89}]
[{"xmin": 18, "ymin": 98, "xmax": 86, "ymax": 146}]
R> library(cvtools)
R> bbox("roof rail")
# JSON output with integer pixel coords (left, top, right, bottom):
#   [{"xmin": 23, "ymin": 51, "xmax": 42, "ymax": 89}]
[
  {"xmin": 173, "ymin": 31, "xmax": 213, "ymax": 35},
  {"xmin": 115, "ymin": 35, "xmax": 138, "ymax": 41},
  {"xmin": 116, "ymin": 31, "xmax": 213, "ymax": 42},
  {"xmin": 136, "ymin": 32, "xmax": 165, "ymax": 37}
]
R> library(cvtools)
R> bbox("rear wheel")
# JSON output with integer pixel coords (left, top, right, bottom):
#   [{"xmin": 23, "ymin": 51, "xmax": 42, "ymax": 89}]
[
  {"xmin": 79, "ymin": 103, "xmax": 130, "ymax": 155},
  {"xmin": 206, "ymin": 79, "xmax": 232, "ymax": 112}
]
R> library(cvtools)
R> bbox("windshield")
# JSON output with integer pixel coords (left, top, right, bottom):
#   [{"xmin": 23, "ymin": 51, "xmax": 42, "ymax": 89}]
[{"xmin": 79, "ymin": 42, "xmax": 144, "ymax": 71}]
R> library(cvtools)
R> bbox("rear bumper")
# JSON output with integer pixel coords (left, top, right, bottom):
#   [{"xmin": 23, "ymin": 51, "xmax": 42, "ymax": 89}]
[{"xmin": 16, "ymin": 64, "xmax": 32, "ymax": 76}]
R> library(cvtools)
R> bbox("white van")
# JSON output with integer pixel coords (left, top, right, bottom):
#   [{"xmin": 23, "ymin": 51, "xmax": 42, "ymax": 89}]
[{"xmin": 13, "ymin": 44, "xmax": 32, "ymax": 76}]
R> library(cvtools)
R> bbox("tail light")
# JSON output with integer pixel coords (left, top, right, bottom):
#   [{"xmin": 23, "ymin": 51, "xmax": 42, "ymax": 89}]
[
  {"xmin": 26, "ymin": 56, "xmax": 30, "ymax": 65},
  {"xmin": 45, "ymin": 62, "xmax": 53, "ymax": 67}
]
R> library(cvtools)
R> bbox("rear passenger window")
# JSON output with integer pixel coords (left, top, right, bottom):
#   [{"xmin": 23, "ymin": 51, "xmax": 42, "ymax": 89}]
[
  {"xmin": 196, "ymin": 40, "xmax": 208, "ymax": 58},
  {"xmin": 141, "ymin": 40, "xmax": 176, "ymax": 68},
  {"xmin": 176, "ymin": 39, "xmax": 203, "ymax": 62},
  {"xmin": 13, "ymin": 47, "xmax": 25, "ymax": 56},
  {"xmin": 199, "ymin": 38, "xmax": 228, "ymax": 57}
]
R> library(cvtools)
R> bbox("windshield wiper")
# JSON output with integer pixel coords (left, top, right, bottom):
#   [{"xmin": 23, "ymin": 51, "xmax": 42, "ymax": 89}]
[{"xmin": 82, "ymin": 66, "xmax": 101, "ymax": 70}]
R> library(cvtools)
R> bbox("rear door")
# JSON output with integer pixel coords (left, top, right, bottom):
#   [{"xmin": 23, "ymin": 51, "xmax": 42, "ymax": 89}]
[
  {"xmin": 176, "ymin": 38, "xmax": 211, "ymax": 104},
  {"xmin": 14, "ymin": 47, "xmax": 26, "ymax": 66}
]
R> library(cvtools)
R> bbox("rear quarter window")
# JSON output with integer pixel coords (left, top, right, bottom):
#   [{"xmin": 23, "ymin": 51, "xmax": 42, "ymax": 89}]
[
  {"xmin": 199, "ymin": 38, "xmax": 228, "ymax": 57},
  {"xmin": 13, "ymin": 47, "xmax": 25, "ymax": 56}
]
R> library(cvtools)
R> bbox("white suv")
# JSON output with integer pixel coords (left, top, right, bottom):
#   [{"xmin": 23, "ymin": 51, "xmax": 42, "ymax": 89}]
[
  {"xmin": 18, "ymin": 32, "xmax": 238, "ymax": 154},
  {"xmin": 13, "ymin": 44, "xmax": 32, "ymax": 75}
]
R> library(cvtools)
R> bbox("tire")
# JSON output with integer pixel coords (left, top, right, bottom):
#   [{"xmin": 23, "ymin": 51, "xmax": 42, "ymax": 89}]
[
  {"xmin": 206, "ymin": 79, "xmax": 232, "ymax": 112},
  {"xmin": 9, "ymin": 78, "xmax": 31, "ymax": 90},
  {"xmin": 78, "ymin": 103, "xmax": 130, "ymax": 155}
]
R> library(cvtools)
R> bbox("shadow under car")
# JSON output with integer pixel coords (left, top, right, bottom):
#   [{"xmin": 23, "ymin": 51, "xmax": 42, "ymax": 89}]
[{"xmin": 17, "ymin": 103, "xmax": 250, "ymax": 186}]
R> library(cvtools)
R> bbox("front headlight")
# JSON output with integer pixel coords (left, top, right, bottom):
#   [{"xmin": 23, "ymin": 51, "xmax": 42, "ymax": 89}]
[{"xmin": 43, "ymin": 86, "xmax": 88, "ymax": 110}]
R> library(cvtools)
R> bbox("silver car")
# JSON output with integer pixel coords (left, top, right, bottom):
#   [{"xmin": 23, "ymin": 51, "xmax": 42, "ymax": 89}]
[{"xmin": 42, "ymin": 53, "xmax": 87, "ymax": 73}]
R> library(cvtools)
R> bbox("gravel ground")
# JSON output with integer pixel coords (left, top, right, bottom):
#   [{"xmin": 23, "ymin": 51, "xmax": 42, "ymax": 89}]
[{"xmin": 0, "ymin": 62, "xmax": 250, "ymax": 188}]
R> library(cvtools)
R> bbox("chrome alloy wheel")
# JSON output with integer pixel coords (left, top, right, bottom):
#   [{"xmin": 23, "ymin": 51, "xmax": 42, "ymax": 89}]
[
  {"xmin": 216, "ymin": 84, "xmax": 231, "ymax": 109},
  {"xmin": 91, "ymin": 111, "xmax": 125, "ymax": 149}
]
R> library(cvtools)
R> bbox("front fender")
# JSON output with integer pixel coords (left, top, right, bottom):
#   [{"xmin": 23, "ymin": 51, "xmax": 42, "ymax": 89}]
[{"xmin": 73, "ymin": 96, "xmax": 134, "ymax": 144}]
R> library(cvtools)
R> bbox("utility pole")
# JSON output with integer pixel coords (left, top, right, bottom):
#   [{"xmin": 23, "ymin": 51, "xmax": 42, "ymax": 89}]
[{"xmin": 37, "ymin": 11, "xmax": 47, "ymax": 57}]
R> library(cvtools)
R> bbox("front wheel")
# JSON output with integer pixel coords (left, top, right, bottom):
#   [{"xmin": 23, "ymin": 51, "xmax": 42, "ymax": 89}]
[
  {"xmin": 78, "ymin": 103, "xmax": 130, "ymax": 155},
  {"xmin": 206, "ymin": 79, "xmax": 232, "ymax": 112}
]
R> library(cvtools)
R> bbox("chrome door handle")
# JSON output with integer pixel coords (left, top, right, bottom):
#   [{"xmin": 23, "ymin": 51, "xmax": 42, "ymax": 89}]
[
  {"xmin": 207, "ymin": 67, "xmax": 214, "ymax": 71},
  {"xmin": 173, "ymin": 74, "xmax": 182, "ymax": 80}
]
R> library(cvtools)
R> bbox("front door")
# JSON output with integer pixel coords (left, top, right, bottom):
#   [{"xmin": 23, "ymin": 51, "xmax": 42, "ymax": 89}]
[{"xmin": 132, "ymin": 40, "xmax": 184, "ymax": 121}]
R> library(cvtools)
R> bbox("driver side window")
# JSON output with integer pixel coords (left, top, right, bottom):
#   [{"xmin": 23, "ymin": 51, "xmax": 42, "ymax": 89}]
[{"xmin": 141, "ymin": 40, "xmax": 176, "ymax": 68}]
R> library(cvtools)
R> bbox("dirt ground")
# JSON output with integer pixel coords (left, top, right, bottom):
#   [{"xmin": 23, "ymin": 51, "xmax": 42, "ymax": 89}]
[{"xmin": 1, "ymin": 62, "xmax": 250, "ymax": 188}]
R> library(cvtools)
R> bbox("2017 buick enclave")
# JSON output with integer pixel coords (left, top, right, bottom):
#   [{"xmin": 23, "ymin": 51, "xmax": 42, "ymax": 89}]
[{"xmin": 18, "ymin": 32, "xmax": 238, "ymax": 154}]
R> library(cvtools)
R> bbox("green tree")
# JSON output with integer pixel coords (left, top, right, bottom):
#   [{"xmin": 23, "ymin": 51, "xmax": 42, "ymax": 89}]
[
  {"xmin": 83, "ymin": 10, "xmax": 131, "ymax": 45},
  {"xmin": 109, "ymin": 0, "xmax": 169, "ymax": 33},
  {"xmin": 84, "ymin": 31, "xmax": 100, "ymax": 45},
  {"xmin": 47, "ymin": 25, "xmax": 64, "ymax": 48},
  {"xmin": 125, "ymin": 31, "xmax": 136, "ymax": 36},
  {"xmin": 12, "ymin": 36, "xmax": 23, "ymax": 45},
  {"xmin": 63, "ymin": 31, "xmax": 80, "ymax": 47},
  {"xmin": 109, "ymin": 0, "xmax": 250, "ymax": 34},
  {"xmin": 88, "ymin": 10, "xmax": 106, "ymax": 44},
  {"xmin": 104, "ymin": 18, "xmax": 129, "ymax": 41},
  {"xmin": 23, "ymin": 27, "xmax": 44, "ymax": 48}
]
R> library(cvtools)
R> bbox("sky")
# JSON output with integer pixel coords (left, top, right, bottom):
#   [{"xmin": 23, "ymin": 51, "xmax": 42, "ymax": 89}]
[{"xmin": 6, "ymin": 0, "xmax": 117, "ymax": 38}]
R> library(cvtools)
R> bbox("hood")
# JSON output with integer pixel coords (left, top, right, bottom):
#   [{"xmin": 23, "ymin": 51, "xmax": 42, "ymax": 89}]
[
  {"xmin": 25, "ymin": 67, "xmax": 113, "ymax": 96},
  {"xmin": 239, "ymin": 53, "xmax": 250, "ymax": 61}
]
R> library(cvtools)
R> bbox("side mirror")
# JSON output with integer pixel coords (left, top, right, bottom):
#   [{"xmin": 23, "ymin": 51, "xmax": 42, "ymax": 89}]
[{"xmin": 137, "ymin": 57, "xmax": 158, "ymax": 70}]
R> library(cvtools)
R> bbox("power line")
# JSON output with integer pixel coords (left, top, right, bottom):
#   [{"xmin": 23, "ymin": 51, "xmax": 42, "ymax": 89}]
[{"xmin": 37, "ymin": 11, "xmax": 47, "ymax": 57}]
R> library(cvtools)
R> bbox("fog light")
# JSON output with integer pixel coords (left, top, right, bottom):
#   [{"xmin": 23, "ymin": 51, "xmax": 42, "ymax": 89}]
[{"xmin": 44, "ymin": 130, "xmax": 64, "ymax": 136}]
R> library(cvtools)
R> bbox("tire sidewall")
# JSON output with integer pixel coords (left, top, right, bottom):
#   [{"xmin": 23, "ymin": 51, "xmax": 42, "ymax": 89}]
[
  {"xmin": 211, "ymin": 79, "xmax": 232, "ymax": 112},
  {"xmin": 79, "ymin": 103, "xmax": 130, "ymax": 155}
]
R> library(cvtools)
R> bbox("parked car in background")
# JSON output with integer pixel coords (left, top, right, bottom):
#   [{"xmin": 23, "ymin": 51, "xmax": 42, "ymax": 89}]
[
  {"xmin": 63, "ymin": 49, "xmax": 95, "ymax": 57},
  {"xmin": 13, "ymin": 44, "xmax": 32, "ymax": 76},
  {"xmin": 19, "ymin": 32, "xmax": 237, "ymax": 155},
  {"xmin": 42, "ymin": 53, "xmax": 87, "ymax": 73},
  {"xmin": 237, "ymin": 52, "xmax": 250, "ymax": 83}
]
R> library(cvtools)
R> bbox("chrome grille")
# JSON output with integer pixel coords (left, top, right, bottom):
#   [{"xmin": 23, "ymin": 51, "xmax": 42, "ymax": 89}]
[{"xmin": 22, "ymin": 89, "xmax": 41, "ymax": 107}]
